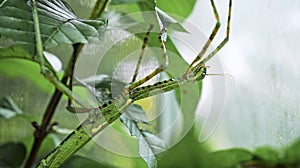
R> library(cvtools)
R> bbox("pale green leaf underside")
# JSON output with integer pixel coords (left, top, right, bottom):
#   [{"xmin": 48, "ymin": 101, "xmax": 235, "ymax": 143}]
[
  {"xmin": 0, "ymin": 96, "xmax": 23, "ymax": 119},
  {"xmin": 0, "ymin": 0, "xmax": 106, "ymax": 55},
  {"xmin": 121, "ymin": 115, "xmax": 167, "ymax": 168}
]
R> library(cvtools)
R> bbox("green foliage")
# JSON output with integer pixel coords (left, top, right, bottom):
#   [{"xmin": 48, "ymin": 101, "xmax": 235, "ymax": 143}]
[
  {"xmin": 0, "ymin": 0, "xmax": 106, "ymax": 56},
  {"xmin": 0, "ymin": 96, "xmax": 23, "ymax": 119},
  {"xmin": 0, "ymin": 143, "xmax": 26, "ymax": 168},
  {"xmin": 61, "ymin": 155, "xmax": 107, "ymax": 168}
]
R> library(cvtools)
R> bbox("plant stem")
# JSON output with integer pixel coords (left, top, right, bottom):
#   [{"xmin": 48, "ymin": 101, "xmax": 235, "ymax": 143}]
[
  {"xmin": 25, "ymin": 0, "xmax": 108, "ymax": 166},
  {"xmin": 24, "ymin": 45, "xmax": 79, "ymax": 168}
]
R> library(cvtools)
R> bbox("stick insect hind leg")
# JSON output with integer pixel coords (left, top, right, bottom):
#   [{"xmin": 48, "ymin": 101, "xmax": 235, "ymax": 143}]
[{"xmin": 185, "ymin": 0, "xmax": 232, "ymax": 78}]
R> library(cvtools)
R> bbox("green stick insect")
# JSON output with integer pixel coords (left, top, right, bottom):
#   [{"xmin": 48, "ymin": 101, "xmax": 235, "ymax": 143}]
[{"xmin": 32, "ymin": 0, "xmax": 232, "ymax": 167}]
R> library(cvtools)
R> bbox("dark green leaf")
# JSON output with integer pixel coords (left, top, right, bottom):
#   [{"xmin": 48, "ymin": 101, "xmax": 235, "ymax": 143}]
[
  {"xmin": 0, "ymin": 0, "xmax": 107, "ymax": 56},
  {"xmin": 110, "ymin": 0, "xmax": 145, "ymax": 5},
  {"xmin": 61, "ymin": 155, "xmax": 107, "ymax": 168},
  {"xmin": 0, "ymin": 143, "xmax": 26, "ymax": 168},
  {"xmin": 0, "ymin": 96, "xmax": 23, "ymax": 119}
]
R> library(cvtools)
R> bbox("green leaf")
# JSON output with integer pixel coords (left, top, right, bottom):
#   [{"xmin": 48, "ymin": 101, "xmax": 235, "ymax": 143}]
[
  {"xmin": 0, "ymin": 45, "xmax": 31, "ymax": 58},
  {"xmin": 120, "ymin": 115, "xmax": 167, "ymax": 168},
  {"xmin": 158, "ymin": 128, "xmax": 211, "ymax": 168},
  {"xmin": 282, "ymin": 138, "xmax": 300, "ymax": 165},
  {"xmin": 156, "ymin": 8, "xmax": 187, "ymax": 32},
  {"xmin": 0, "ymin": 96, "xmax": 23, "ymax": 119},
  {"xmin": 253, "ymin": 147, "xmax": 279, "ymax": 164},
  {"xmin": 123, "ymin": 104, "xmax": 149, "ymax": 123},
  {"xmin": 210, "ymin": 148, "xmax": 253, "ymax": 167},
  {"xmin": 0, "ymin": 0, "xmax": 107, "ymax": 56},
  {"xmin": 156, "ymin": 0, "xmax": 196, "ymax": 19},
  {"xmin": 61, "ymin": 155, "xmax": 107, "ymax": 168},
  {"xmin": 76, "ymin": 74, "xmax": 127, "ymax": 102},
  {"xmin": 110, "ymin": 0, "xmax": 145, "ymax": 5},
  {"xmin": 0, "ymin": 143, "xmax": 26, "ymax": 168}
]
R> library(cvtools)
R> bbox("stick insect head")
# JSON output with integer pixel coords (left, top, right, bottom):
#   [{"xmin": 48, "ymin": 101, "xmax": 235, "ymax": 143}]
[{"xmin": 188, "ymin": 64, "xmax": 207, "ymax": 81}]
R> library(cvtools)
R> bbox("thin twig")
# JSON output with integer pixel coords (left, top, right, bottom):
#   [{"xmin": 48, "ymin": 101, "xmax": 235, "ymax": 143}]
[{"xmin": 24, "ymin": 0, "xmax": 109, "ymax": 166}]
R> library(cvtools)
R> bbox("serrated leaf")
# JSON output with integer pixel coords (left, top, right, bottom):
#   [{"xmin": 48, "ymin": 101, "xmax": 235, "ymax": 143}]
[
  {"xmin": 61, "ymin": 155, "xmax": 107, "ymax": 168},
  {"xmin": 0, "ymin": 143, "xmax": 26, "ymax": 168},
  {"xmin": 0, "ymin": 96, "xmax": 23, "ymax": 119},
  {"xmin": 120, "ymin": 115, "xmax": 167, "ymax": 168},
  {"xmin": 0, "ymin": 0, "xmax": 107, "ymax": 56}
]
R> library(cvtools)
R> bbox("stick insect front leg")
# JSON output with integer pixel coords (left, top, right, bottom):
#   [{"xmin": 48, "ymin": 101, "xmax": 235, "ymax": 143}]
[{"xmin": 128, "ymin": 25, "xmax": 169, "ymax": 90}]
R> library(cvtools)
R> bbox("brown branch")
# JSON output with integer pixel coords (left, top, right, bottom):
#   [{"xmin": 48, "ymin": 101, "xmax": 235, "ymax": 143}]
[
  {"xmin": 24, "ymin": 44, "xmax": 80, "ymax": 168},
  {"xmin": 25, "ymin": 1, "xmax": 108, "ymax": 166}
]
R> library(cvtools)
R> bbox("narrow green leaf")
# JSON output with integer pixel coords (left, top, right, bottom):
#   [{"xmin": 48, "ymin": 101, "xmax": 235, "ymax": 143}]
[
  {"xmin": 0, "ymin": 96, "xmax": 23, "ymax": 119},
  {"xmin": 0, "ymin": 0, "xmax": 107, "ymax": 56},
  {"xmin": 0, "ymin": 143, "xmax": 26, "ymax": 168}
]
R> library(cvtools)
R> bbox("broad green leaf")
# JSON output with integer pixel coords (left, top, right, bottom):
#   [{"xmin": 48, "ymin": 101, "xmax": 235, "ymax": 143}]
[
  {"xmin": 61, "ymin": 155, "xmax": 107, "ymax": 168},
  {"xmin": 157, "ymin": 128, "xmax": 211, "ymax": 168},
  {"xmin": 0, "ymin": 143, "xmax": 26, "ymax": 168},
  {"xmin": 156, "ymin": 0, "xmax": 196, "ymax": 19},
  {"xmin": 0, "ymin": 0, "xmax": 107, "ymax": 56},
  {"xmin": 0, "ymin": 96, "xmax": 23, "ymax": 119},
  {"xmin": 0, "ymin": 59, "xmax": 55, "ymax": 92}
]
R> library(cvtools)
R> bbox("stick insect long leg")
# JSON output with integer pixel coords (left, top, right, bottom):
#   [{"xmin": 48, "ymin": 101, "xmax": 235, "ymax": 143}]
[
  {"xmin": 186, "ymin": 0, "xmax": 232, "ymax": 76},
  {"xmin": 128, "ymin": 26, "xmax": 168, "ymax": 90}
]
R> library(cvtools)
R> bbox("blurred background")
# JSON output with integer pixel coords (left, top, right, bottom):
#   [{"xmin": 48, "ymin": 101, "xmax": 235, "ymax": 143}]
[{"xmin": 189, "ymin": 0, "xmax": 300, "ymax": 150}]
